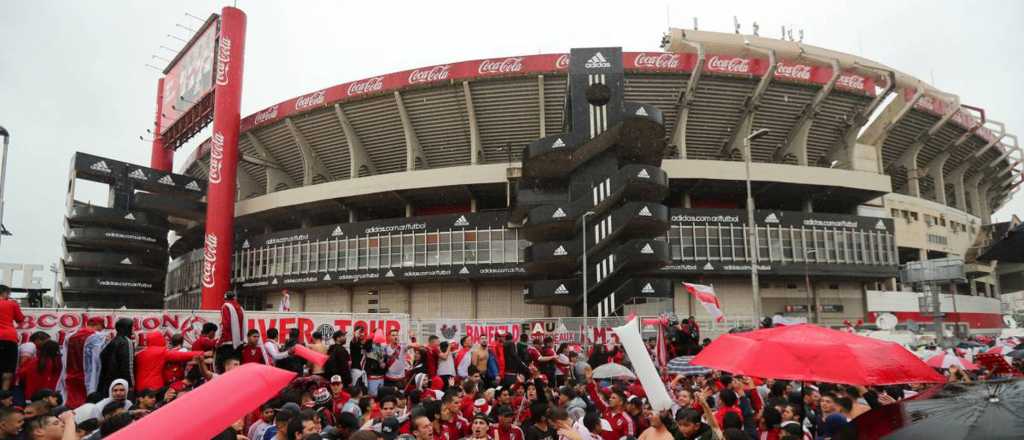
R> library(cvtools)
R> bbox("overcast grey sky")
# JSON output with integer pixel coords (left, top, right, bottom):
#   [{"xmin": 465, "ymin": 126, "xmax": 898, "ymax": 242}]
[{"xmin": 1, "ymin": 1, "xmax": 1021, "ymax": 287}]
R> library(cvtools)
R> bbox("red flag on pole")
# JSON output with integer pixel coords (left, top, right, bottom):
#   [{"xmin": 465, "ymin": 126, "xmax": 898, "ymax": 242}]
[{"xmin": 683, "ymin": 283, "xmax": 725, "ymax": 323}]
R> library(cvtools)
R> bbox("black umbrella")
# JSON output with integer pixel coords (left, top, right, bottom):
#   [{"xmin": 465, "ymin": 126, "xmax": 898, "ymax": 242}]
[
  {"xmin": 1008, "ymin": 349, "xmax": 1024, "ymax": 360},
  {"xmin": 861, "ymin": 379, "xmax": 1024, "ymax": 440}
]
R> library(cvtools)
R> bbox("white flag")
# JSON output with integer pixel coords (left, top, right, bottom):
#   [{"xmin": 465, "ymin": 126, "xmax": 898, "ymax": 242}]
[{"xmin": 683, "ymin": 282, "xmax": 725, "ymax": 323}]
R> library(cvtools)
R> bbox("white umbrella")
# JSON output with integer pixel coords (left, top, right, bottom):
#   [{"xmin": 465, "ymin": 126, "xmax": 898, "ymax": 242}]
[{"xmin": 591, "ymin": 362, "xmax": 636, "ymax": 380}]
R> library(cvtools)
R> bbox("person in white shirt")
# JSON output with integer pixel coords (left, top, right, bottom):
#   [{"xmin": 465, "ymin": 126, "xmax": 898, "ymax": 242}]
[{"xmin": 263, "ymin": 328, "xmax": 291, "ymax": 366}]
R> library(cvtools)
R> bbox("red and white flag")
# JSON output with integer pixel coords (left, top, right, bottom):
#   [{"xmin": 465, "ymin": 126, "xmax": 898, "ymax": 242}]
[
  {"xmin": 278, "ymin": 290, "xmax": 291, "ymax": 312},
  {"xmin": 683, "ymin": 283, "xmax": 724, "ymax": 323}
]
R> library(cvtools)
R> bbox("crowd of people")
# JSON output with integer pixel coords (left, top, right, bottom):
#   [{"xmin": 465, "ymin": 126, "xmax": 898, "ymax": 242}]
[{"xmin": 0, "ymin": 285, "xmax": 1021, "ymax": 440}]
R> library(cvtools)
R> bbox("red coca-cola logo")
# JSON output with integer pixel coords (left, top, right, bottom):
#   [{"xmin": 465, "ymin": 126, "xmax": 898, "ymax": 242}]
[
  {"xmin": 201, "ymin": 233, "xmax": 218, "ymax": 289},
  {"xmin": 633, "ymin": 53, "xmax": 680, "ymax": 69},
  {"xmin": 208, "ymin": 132, "xmax": 224, "ymax": 184},
  {"xmin": 775, "ymin": 62, "xmax": 812, "ymax": 80},
  {"xmin": 836, "ymin": 74, "xmax": 866, "ymax": 91},
  {"xmin": 295, "ymin": 90, "xmax": 326, "ymax": 111},
  {"xmin": 916, "ymin": 95, "xmax": 938, "ymax": 112},
  {"xmin": 707, "ymin": 55, "xmax": 751, "ymax": 74},
  {"xmin": 477, "ymin": 57, "xmax": 523, "ymax": 75},
  {"xmin": 408, "ymin": 65, "xmax": 450, "ymax": 84},
  {"xmin": 347, "ymin": 76, "xmax": 384, "ymax": 96},
  {"xmin": 555, "ymin": 54, "xmax": 570, "ymax": 69},
  {"xmin": 215, "ymin": 36, "xmax": 232, "ymax": 87},
  {"xmin": 254, "ymin": 105, "xmax": 279, "ymax": 124}
]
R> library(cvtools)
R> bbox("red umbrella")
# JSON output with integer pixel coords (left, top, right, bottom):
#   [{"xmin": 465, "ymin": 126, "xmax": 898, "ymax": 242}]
[
  {"xmin": 925, "ymin": 351, "xmax": 979, "ymax": 370},
  {"xmin": 107, "ymin": 363, "xmax": 296, "ymax": 440},
  {"xmin": 691, "ymin": 324, "xmax": 944, "ymax": 385}
]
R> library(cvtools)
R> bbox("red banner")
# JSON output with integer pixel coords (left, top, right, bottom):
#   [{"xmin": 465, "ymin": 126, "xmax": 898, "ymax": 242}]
[
  {"xmin": 200, "ymin": 6, "xmax": 247, "ymax": 310},
  {"xmin": 150, "ymin": 77, "xmax": 173, "ymax": 171},
  {"xmin": 159, "ymin": 16, "xmax": 219, "ymax": 136}
]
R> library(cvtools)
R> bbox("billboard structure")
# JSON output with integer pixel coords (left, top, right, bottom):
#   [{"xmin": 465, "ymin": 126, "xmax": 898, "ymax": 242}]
[{"xmin": 155, "ymin": 14, "xmax": 220, "ymax": 157}]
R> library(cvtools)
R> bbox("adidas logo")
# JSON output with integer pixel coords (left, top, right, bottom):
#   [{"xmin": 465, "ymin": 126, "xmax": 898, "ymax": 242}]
[
  {"xmin": 585, "ymin": 52, "xmax": 611, "ymax": 69},
  {"xmin": 638, "ymin": 206, "xmax": 652, "ymax": 217},
  {"xmin": 454, "ymin": 216, "xmax": 469, "ymax": 227},
  {"xmin": 641, "ymin": 283, "xmax": 655, "ymax": 294},
  {"xmin": 271, "ymin": 278, "xmax": 279, "ymax": 284},
  {"xmin": 635, "ymin": 107, "xmax": 648, "ymax": 116},
  {"xmin": 554, "ymin": 284, "xmax": 569, "ymax": 294},
  {"xmin": 120, "ymin": 257, "xmax": 132, "ymax": 265},
  {"xmin": 158, "ymin": 175, "xmax": 175, "ymax": 186},
  {"xmin": 551, "ymin": 208, "xmax": 566, "ymax": 219},
  {"xmin": 385, "ymin": 270, "xmax": 395, "ymax": 277},
  {"xmin": 331, "ymin": 226, "xmax": 344, "ymax": 237},
  {"xmin": 90, "ymin": 161, "xmax": 111, "ymax": 173},
  {"xmin": 68, "ymin": 231, "xmax": 76, "ymax": 238},
  {"xmin": 323, "ymin": 274, "xmax": 332, "ymax": 281},
  {"xmin": 128, "ymin": 169, "xmax": 147, "ymax": 180},
  {"xmin": 636, "ymin": 169, "xmax": 650, "ymax": 179},
  {"xmin": 124, "ymin": 213, "xmax": 135, "ymax": 220},
  {"xmin": 551, "ymin": 138, "xmax": 566, "ymax": 149},
  {"xmin": 553, "ymin": 245, "xmax": 567, "ymax": 256},
  {"xmin": 764, "ymin": 213, "xmax": 780, "ymax": 223},
  {"xmin": 640, "ymin": 243, "xmax": 654, "ymax": 254},
  {"xmin": 703, "ymin": 262, "xmax": 714, "ymax": 271},
  {"xmin": 242, "ymin": 240, "xmax": 250, "ymax": 249},
  {"xmin": 185, "ymin": 181, "xmax": 201, "ymax": 191},
  {"xmin": 459, "ymin": 267, "xmax": 470, "ymax": 275},
  {"xmin": 875, "ymin": 220, "xmax": 887, "ymax": 231}
]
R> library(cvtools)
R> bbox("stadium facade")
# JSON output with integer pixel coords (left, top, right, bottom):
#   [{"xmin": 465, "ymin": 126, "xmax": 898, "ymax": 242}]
[{"xmin": 102, "ymin": 29, "xmax": 1020, "ymax": 332}]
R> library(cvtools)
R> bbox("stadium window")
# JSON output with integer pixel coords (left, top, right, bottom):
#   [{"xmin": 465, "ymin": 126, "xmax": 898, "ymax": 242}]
[
  {"xmin": 670, "ymin": 225, "xmax": 682, "ymax": 260},
  {"xmin": 504, "ymin": 229, "xmax": 518, "ymax": 263},
  {"xmin": 425, "ymin": 233, "xmax": 439, "ymax": 266},
  {"xmin": 681, "ymin": 225, "xmax": 694, "ymax": 260},
  {"xmin": 414, "ymin": 233, "xmax": 426, "ymax": 266},
  {"xmin": 708, "ymin": 225, "xmax": 721, "ymax": 260},
  {"xmin": 891, "ymin": 208, "xmax": 899, "ymax": 218},
  {"xmin": 829, "ymin": 283, "xmax": 840, "ymax": 290},
  {"xmin": 694, "ymin": 225, "xmax": 707, "ymax": 259},
  {"xmin": 732, "ymin": 226, "xmax": 745, "ymax": 261},
  {"xmin": 451, "ymin": 231, "xmax": 464, "ymax": 264},
  {"xmin": 368, "ymin": 237, "xmax": 380, "ymax": 268},
  {"xmin": 910, "ymin": 211, "xmax": 918, "ymax": 221},
  {"xmin": 477, "ymin": 230, "xmax": 491, "ymax": 264},
  {"xmin": 464, "ymin": 230, "xmax": 477, "ymax": 264},
  {"xmin": 757, "ymin": 227, "xmax": 769, "ymax": 260},
  {"xmin": 786, "ymin": 283, "xmax": 797, "ymax": 289}
]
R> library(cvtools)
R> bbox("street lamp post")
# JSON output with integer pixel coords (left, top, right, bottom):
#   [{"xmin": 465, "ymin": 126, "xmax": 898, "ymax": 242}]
[
  {"xmin": 745, "ymin": 128, "xmax": 770, "ymax": 327},
  {"xmin": 0, "ymin": 126, "xmax": 10, "ymax": 247},
  {"xmin": 581, "ymin": 211, "xmax": 596, "ymax": 320},
  {"xmin": 804, "ymin": 249, "xmax": 817, "ymax": 323}
]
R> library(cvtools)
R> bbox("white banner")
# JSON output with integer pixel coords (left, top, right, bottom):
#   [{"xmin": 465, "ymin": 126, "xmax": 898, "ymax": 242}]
[
  {"xmin": 613, "ymin": 317, "xmax": 673, "ymax": 411},
  {"xmin": 16, "ymin": 308, "xmax": 408, "ymax": 348}
]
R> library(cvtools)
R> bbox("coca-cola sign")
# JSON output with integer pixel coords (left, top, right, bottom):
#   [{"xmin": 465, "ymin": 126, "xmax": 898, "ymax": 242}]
[
  {"xmin": 207, "ymin": 131, "xmax": 224, "ymax": 184},
  {"xmin": 836, "ymin": 73, "xmax": 866, "ymax": 92},
  {"xmin": 408, "ymin": 65, "xmax": 450, "ymax": 84},
  {"xmin": 295, "ymin": 90, "xmax": 326, "ymax": 111},
  {"xmin": 347, "ymin": 76, "xmax": 384, "ymax": 96},
  {"xmin": 633, "ymin": 53, "xmax": 681, "ymax": 70},
  {"xmin": 477, "ymin": 57, "xmax": 524, "ymax": 75},
  {"xmin": 201, "ymin": 232, "xmax": 218, "ymax": 289},
  {"xmin": 775, "ymin": 62, "xmax": 813, "ymax": 81},
  {"xmin": 254, "ymin": 105, "xmax": 279, "ymax": 124},
  {"xmin": 555, "ymin": 54, "xmax": 570, "ymax": 70},
  {"xmin": 706, "ymin": 55, "xmax": 751, "ymax": 74},
  {"xmin": 215, "ymin": 36, "xmax": 232, "ymax": 87}
]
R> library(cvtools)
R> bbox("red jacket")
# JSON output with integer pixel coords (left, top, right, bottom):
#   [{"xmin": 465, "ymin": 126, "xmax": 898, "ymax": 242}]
[
  {"xmin": 135, "ymin": 331, "xmax": 203, "ymax": 392},
  {"xmin": 240, "ymin": 343, "xmax": 265, "ymax": 364},
  {"xmin": 219, "ymin": 299, "xmax": 245, "ymax": 347},
  {"xmin": 18, "ymin": 357, "xmax": 61, "ymax": 399},
  {"xmin": 62, "ymin": 327, "xmax": 95, "ymax": 408},
  {"xmin": 588, "ymin": 382, "xmax": 635, "ymax": 440},
  {"xmin": 0, "ymin": 300, "xmax": 24, "ymax": 343},
  {"xmin": 491, "ymin": 423, "xmax": 525, "ymax": 440}
]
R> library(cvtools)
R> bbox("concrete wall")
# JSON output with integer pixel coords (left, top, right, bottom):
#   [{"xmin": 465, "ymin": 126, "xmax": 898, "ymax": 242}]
[
  {"xmin": 885, "ymin": 193, "xmax": 980, "ymax": 258},
  {"xmin": 672, "ymin": 277, "xmax": 866, "ymax": 326}
]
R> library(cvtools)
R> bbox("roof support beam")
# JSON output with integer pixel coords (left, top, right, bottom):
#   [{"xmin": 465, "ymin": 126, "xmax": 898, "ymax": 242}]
[
  {"xmin": 948, "ymin": 132, "xmax": 1005, "ymax": 212},
  {"xmin": 244, "ymin": 131, "xmax": 299, "ymax": 193},
  {"xmin": 775, "ymin": 55, "xmax": 841, "ymax": 164},
  {"xmin": 670, "ymin": 41, "xmax": 705, "ymax": 159},
  {"xmin": 825, "ymin": 67, "xmax": 896, "ymax": 172},
  {"xmin": 333, "ymin": 104, "xmax": 377, "ymax": 177},
  {"xmin": 463, "ymin": 81, "xmax": 484, "ymax": 165},
  {"xmin": 285, "ymin": 118, "xmax": 335, "ymax": 186},
  {"xmin": 917, "ymin": 110, "xmax": 986, "ymax": 181},
  {"xmin": 987, "ymin": 134, "xmax": 1020, "ymax": 168},
  {"xmin": 219, "ymin": 157, "xmax": 263, "ymax": 200},
  {"xmin": 720, "ymin": 47, "xmax": 776, "ymax": 158},
  {"xmin": 394, "ymin": 91, "xmax": 430, "ymax": 171},
  {"xmin": 890, "ymin": 96, "xmax": 961, "ymax": 197}
]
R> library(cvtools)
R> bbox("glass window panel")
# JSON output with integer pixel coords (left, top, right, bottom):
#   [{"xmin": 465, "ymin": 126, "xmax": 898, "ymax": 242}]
[
  {"xmin": 708, "ymin": 225, "xmax": 721, "ymax": 259},
  {"xmin": 426, "ymin": 232, "xmax": 439, "ymax": 265},
  {"xmin": 681, "ymin": 225, "xmax": 694, "ymax": 260},
  {"xmin": 733, "ymin": 227, "xmax": 746, "ymax": 261},
  {"xmin": 757, "ymin": 227, "xmax": 769, "ymax": 260},
  {"xmin": 694, "ymin": 225, "xmax": 707, "ymax": 259},
  {"xmin": 403, "ymin": 234, "xmax": 415, "ymax": 267},
  {"xmin": 670, "ymin": 225, "xmax": 682, "ymax": 260}
]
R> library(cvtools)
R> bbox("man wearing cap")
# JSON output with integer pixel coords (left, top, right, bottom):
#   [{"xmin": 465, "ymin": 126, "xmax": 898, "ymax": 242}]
[
  {"xmin": 216, "ymin": 291, "xmax": 245, "ymax": 373},
  {"xmin": 492, "ymin": 406, "xmax": 524, "ymax": 440},
  {"xmin": 329, "ymin": 374, "xmax": 350, "ymax": 414},
  {"xmin": 57, "ymin": 317, "xmax": 104, "ymax": 408}
]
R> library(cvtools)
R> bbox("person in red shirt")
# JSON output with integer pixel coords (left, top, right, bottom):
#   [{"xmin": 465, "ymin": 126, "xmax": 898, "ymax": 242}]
[
  {"xmin": 18, "ymin": 340, "xmax": 61, "ymax": 400},
  {"xmin": 586, "ymin": 372, "xmax": 635, "ymax": 440},
  {"xmin": 58, "ymin": 317, "xmax": 104, "ymax": 408},
  {"xmin": 216, "ymin": 291, "xmax": 245, "ymax": 373},
  {"xmin": 134, "ymin": 331, "xmax": 204, "ymax": 392},
  {"xmin": 491, "ymin": 405, "xmax": 525, "ymax": 440},
  {"xmin": 426, "ymin": 335, "xmax": 441, "ymax": 378},
  {"xmin": 240, "ymin": 329, "xmax": 266, "ymax": 365},
  {"xmin": 439, "ymin": 391, "xmax": 470, "ymax": 440},
  {"xmin": 0, "ymin": 285, "xmax": 25, "ymax": 391},
  {"xmin": 191, "ymin": 323, "xmax": 218, "ymax": 353},
  {"xmin": 713, "ymin": 389, "xmax": 743, "ymax": 429}
]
